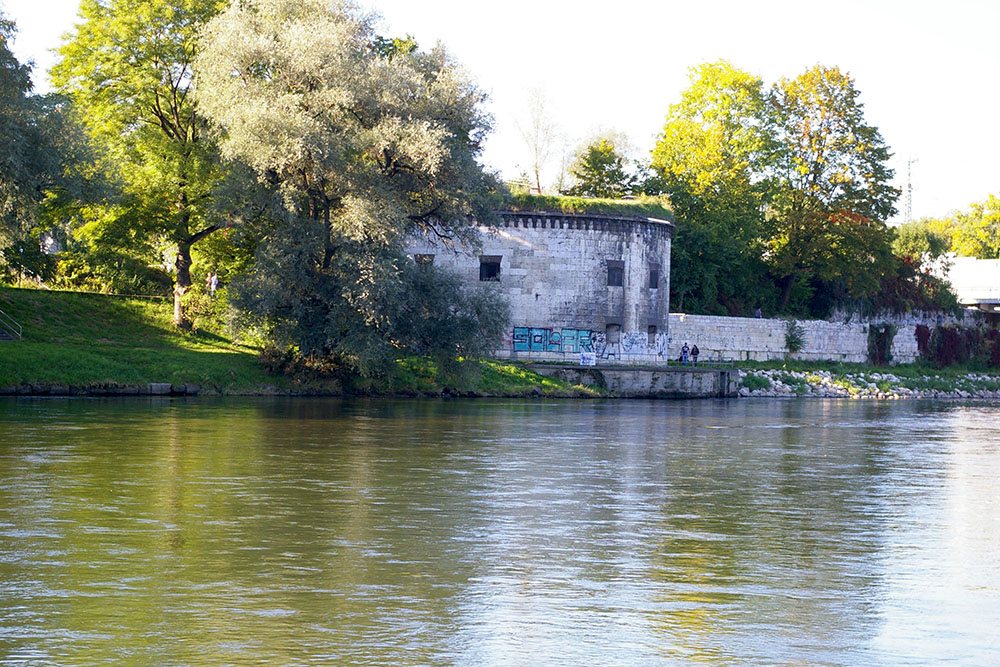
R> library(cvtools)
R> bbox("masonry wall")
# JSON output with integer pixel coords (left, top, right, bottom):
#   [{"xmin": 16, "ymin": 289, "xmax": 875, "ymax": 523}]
[
  {"xmin": 667, "ymin": 314, "xmax": 919, "ymax": 364},
  {"xmin": 407, "ymin": 211, "xmax": 673, "ymax": 338},
  {"xmin": 497, "ymin": 313, "xmax": 936, "ymax": 365}
]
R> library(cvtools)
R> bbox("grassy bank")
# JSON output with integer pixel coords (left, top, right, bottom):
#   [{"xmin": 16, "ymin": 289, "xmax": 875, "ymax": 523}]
[{"xmin": 0, "ymin": 287, "xmax": 597, "ymax": 397}]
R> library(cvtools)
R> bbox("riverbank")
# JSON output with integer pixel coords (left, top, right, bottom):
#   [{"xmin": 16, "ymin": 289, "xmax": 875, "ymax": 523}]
[
  {"xmin": 4, "ymin": 286, "xmax": 999, "ymax": 400},
  {"xmin": 738, "ymin": 365, "xmax": 1000, "ymax": 399},
  {"xmin": 0, "ymin": 287, "xmax": 598, "ymax": 398}
]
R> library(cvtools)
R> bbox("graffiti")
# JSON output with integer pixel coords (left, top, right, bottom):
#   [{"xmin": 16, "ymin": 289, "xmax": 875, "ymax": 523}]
[
  {"xmin": 512, "ymin": 327, "xmax": 595, "ymax": 353},
  {"xmin": 509, "ymin": 326, "xmax": 671, "ymax": 360}
]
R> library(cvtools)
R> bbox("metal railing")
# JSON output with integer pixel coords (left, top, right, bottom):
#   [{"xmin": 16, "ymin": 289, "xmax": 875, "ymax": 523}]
[
  {"xmin": 0, "ymin": 307, "xmax": 22, "ymax": 340},
  {"xmin": 504, "ymin": 349, "xmax": 735, "ymax": 368}
]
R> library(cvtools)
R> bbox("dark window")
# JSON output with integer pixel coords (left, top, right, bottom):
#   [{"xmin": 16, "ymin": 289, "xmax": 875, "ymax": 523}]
[
  {"xmin": 480, "ymin": 255, "xmax": 501, "ymax": 281},
  {"xmin": 414, "ymin": 254, "xmax": 434, "ymax": 265},
  {"xmin": 649, "ymin": 264, "xmax": 659, "ymax": 289},
  {"xmin": 607, "ymin": 259, "xmax": 624, "ymax": 287},
  {"xmin": 648, "ymin": 325, "xmax": 657, "ymax": 345},
  {"xmin": 606, "ymin": 323, "xmax": 621, "ymax": 343}
]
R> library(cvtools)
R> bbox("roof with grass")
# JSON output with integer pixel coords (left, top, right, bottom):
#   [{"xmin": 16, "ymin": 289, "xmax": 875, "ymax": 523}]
[{"xmin": 506, "ymin": 193, "xmax": 674, "ymax": 223}]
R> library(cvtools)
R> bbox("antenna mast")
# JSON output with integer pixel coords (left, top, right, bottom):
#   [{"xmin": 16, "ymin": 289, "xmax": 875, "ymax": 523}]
[{"xmin": 904, "ymin": 157, "xmax": 918, "ymax": 224}]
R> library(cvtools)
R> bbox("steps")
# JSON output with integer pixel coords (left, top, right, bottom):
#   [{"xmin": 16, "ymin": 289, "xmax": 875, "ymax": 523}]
[{"xmin": 0, "ymin": 307, "xmax": 21, "ymax": 340}]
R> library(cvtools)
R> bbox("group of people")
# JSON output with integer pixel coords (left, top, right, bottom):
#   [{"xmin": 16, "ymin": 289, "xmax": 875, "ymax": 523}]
[{"xmin": 680, "ymin": 342, "xmax": 700, "ymax": 366}]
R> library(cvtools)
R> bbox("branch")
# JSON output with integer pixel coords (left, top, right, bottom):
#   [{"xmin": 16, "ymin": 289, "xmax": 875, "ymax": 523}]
[{"xmin": 186, "ymin": 224, "xmax": 221, "ymax": 246}]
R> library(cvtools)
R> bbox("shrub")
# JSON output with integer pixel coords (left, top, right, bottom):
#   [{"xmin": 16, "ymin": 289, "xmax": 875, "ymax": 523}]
[
  {"xmin": 867, "ymin": 323, "xmax": 897, "ymax": 365},
  {"xmin": 784, "ymin": 320, "xmax": 806, "ymax": 354},
  {"xmin": 915, "ymin": 324, "xmax": 931, "ymax": 358},
  {"xmin": 741, "ymin": 374, "xmax": 771, "ymax": 391}
]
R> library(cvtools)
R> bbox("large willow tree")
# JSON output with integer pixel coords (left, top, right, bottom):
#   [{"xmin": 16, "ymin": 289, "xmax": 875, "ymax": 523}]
[{"xmin": 195, "ymin": 0, "xmax": 505, "ymax": 374}]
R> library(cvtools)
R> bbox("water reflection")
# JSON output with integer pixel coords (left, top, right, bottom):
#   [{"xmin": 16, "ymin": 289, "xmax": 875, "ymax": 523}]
[{"xmin": 1, "ymin": 397, "xmax": 999, "ymax": 664}]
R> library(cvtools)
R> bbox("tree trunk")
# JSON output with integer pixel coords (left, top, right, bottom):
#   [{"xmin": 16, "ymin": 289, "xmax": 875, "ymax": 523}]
[
  {"xmin": 173, "ymin": 238, "xmax": 193, "ymax": 328},
  {"xmin": 778, "ymin": 273, "xmax": 795, "ymax": 311}
]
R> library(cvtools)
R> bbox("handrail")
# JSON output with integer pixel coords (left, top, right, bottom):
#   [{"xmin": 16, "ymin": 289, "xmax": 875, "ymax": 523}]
[{"xmin": 0, "ymin": 307, "xmax": 22, "ymax": 339}]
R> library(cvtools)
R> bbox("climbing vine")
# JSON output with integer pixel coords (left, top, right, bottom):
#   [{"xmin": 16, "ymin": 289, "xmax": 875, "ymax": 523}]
[{"xmin": 867, "ymin": 322, "xmax": 897, "ymax": 365}]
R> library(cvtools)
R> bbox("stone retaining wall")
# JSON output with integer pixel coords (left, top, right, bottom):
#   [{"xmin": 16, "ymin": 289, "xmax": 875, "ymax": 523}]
[
  {"xmin": 502, "ymin": 314, "xmax": 950, "ymax": 365},
  {"xmin": 666, "ymin": 314, "xmax": 920, "ymax": 364}
]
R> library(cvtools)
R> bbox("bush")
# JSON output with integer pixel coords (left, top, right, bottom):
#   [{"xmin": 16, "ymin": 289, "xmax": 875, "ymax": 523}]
[
  {"xmin": 784, "ymin": 320, "xmax": 806, "ymax": 353},
  {"xmin": 867, "ymin": 323, "xmax": 897, "ymax": 365},
  {"xmin": 741, "ymin": 374, "xmax": 771, "ymax": 391}
]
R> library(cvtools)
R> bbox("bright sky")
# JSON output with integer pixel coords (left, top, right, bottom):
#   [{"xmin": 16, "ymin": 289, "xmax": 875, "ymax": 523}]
[{"xmin": 3, "ymin": 0, "xmax": 998, "ymax": 222}]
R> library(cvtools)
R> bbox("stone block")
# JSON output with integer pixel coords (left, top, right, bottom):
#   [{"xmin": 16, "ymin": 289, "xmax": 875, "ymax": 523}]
[{"xmin": 149, "ymin": 382, "xmax": 171, "ymax": 395}]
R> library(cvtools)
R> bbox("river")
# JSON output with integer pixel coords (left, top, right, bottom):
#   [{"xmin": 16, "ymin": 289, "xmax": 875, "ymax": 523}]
[{"xmin": 1, "ymin": 397, "xmax": 999, "ymax": 665}]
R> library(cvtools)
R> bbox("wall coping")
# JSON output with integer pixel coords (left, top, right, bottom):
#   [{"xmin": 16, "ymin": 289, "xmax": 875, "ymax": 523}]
[{"xmin": 497, "ymin": 210, "xmax": 673, "ymax": 237}]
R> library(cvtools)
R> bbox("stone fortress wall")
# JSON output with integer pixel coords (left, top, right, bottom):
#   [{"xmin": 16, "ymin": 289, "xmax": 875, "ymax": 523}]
[
  {"xmin": 407, "ymin": 210, "xmax": 674, "ymax": 356},
  {"xmin": 408, "ymin": 209, "xmax": 974, "ymax": 366}
]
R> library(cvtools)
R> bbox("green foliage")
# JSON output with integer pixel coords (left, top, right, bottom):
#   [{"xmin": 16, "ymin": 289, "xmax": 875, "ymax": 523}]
[
  {"xmin": 508, "ymin": 193, "xmax": 673, "ymax": 220},
  {"xmin": 53, "ymin": 0, "xmax": 229, "ymax": 324},
  {"xmin": 741, "ymin": 374, "xmax": 771, "ymax": 391},
  {"xmin": 769, "ymin": 66, "xmax": 899, "ymax": 309},
  {"xmin": 951, "ymin": 194, "xmax": 1000, "ymax": 259},
  {"xmin": 651, "ymin": 61, "xmax": 776, "ymax": 315},
  {"xmin": 784, "ymin": 320, "xmax": 806, "ymax": 353},
  {"xmin": 867, "ymin": 323, "xmax": 897, "ymax": 366},
  {"xmin": 194, "ymin": 0, "xmax": 507, "ymax": 375},
  {"xmin": 892, "ymin": 220, "xmax": 951, "ymax": 261},
  {"xmin": 0, "ymin": 12, "xmax": 36, "ymax": 247},
  {"xmin": 564, "ymin": 138, "xmax": 638, "ymax": 198}
]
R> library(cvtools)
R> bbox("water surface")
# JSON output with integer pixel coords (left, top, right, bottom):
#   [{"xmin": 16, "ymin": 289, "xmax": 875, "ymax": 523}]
[{"xmin": 1, "ymin": 398, "xmax": 999, "ymax": 665}]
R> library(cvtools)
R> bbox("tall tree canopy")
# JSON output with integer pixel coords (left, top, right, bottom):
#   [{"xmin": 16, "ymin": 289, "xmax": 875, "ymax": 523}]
[
  {"xmin": 0, "ymin": 12, "xmax": 35, "ymax": 248},
  {"xmin": 950, "ymin": 194, "xmax": 1000, "ymax": 259},
  {"xmin": 651, "ymin": 61, "xmax": 776, "ymax": 314},
  {"xmin": 769, "ymin": 65, "xmax": 899, "ymax": 308},
  {"xmin": 53, "ymin": 0, "xmax": 228, "ymax": 324},
  {"xmin": 0, "ymin": 13, "xmax": 85, "ymax": 281},
  {"xmin": 195, "ymin": 0, "xmax": 506, "ymax": 374}
]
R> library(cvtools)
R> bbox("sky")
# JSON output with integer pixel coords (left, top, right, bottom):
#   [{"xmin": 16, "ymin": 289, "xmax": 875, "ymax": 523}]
[{"xmin": 2, "ymin": 0, "xmax": 998, "ymax": 223}]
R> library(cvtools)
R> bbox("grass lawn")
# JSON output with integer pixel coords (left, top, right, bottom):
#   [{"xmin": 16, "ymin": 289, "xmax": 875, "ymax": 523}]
[{"xmin": 0, "ymin": 286, "xmax": 594, "ymax": 396}]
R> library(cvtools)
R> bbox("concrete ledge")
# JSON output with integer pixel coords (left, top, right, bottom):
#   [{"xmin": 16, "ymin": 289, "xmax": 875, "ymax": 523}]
[{"xmin": 529, "ymin": 364, "xmax": 740, "ymax": 398}]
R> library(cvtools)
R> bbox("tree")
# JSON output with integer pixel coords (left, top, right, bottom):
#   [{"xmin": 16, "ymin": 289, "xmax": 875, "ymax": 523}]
[
  {"xmin": 651, "ymin": 61, "xmax": 777, "ymax": 314},
  {"xmin": 951, "ymin": 194, "xmax": 1000, "ymax": 259},
  {"xmin": 53, "ymin": 0, "xmax": 228, "ymax": 325},
  {"xmin": 0, "ymin": 12, "xmax": 35, "ymax": 249},
  {"xmin": 565, "ymin": 136, "xmax": 637, "ymax": 198},
  {"xmin": 768, "ymin": 65, "xmax": 899, "ymax": 308},
  {"xmin": 892, "ymin": 217, "xmax": 951, "ymax": 267},
  {"xmin": 0, "ymin": 14, "xmax": 89, "ymax": 283},
  {"xmin": 516, "ymin": 88, "xmax": 557, "ymax": 194},
  {"xmin": 195, "ymin": 0, "xmax": 505, "ymax": 375}
]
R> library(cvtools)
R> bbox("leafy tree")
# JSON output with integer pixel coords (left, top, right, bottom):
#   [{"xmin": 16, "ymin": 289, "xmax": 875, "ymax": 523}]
[
  {"xmin": 0, "ymin": 12, "xmax": 35, "ymax": 250},
  {"xmin": 651, "ymin": 61, "xmax": 777, "ymax": 314},
  {"xmin": 195, "ymin": 0, "xmax": 505, "ymax": 375},
  {"xmin": 951, "ymin": 194, "xmax": 1000, "ymax": 259},
  {"xmin": 892, "ymin": 218, "xmax": 951, "ymax": 261},
  {"xmin": 0, "ymin": 14, "xmax": 89, "ymax": 283},
  {"xmin": 768, "ymin": 65, "xmax": 899, "ymax": 308},
  {"xmin": 565, "ymin": 137, "xmax": 637, "ymax": 198},
  {"xmin": 53, "ymin": 0, "xmax": 228, "ymax": 324}
]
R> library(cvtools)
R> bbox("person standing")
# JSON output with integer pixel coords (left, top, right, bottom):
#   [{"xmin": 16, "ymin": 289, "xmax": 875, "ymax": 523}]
[
  {"xmin": 691, "ymin": 344, "xmax": 700, "ymax": 365},
  {"xmin": 681, "ymin": 343, "xmax": 690, "ymax": 366},
  {"xmin": 209, "ymin": 272, "xmax": 219, "ymax": 299}
]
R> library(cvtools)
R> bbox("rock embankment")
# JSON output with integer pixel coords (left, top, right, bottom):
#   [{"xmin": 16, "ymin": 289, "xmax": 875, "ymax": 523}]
[{"xmin": 739, "ymin": 369, "xmax": 1000, "ymax": 399}]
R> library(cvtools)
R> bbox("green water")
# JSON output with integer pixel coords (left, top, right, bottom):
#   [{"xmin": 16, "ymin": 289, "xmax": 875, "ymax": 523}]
[{"xmin": 1, "ymin": 397, "xmax": 999, "ymax": 665}]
